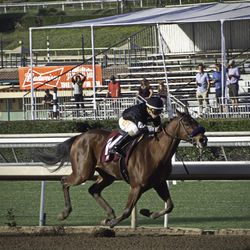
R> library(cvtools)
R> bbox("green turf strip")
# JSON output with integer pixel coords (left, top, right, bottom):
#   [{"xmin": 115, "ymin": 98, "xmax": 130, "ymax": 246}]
[{"xmin": 0, "ymin": 181, "xmax": 249, "ymax": 229}]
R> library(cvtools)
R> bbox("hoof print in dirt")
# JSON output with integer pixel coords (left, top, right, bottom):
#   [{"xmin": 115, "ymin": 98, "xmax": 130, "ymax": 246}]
[{"xmin": 92, "ymin": 228, "xmax": 116, "ymax": 237}]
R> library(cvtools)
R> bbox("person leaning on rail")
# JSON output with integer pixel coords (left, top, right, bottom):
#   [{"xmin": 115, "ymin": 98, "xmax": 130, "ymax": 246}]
[
  {"xmin": 72, "ymin": 73, "xmax": 86, "ymax": 109},
  {"xmin": 109, "ymin": 96, "xmax": 164, "ymax": 157},
  {"xmin": 195, "ymin": 63, "xmax": 210, "ymax": 116},
  {"xmin": 106, "ymin": 75, "xmax": 121, "ymax": 99},
  {"xmin": 227, "ymin": 59, "xmax": 240, "ymax": 107},
  {"xmin": 137, "ymin": 78, "xmax": 153, "ymax": 100}
]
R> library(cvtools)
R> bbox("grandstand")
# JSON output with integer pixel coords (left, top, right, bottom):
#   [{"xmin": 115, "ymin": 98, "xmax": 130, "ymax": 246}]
[{"xmin": 16, "ymin": 45, "xmax": 250, "ymax": 120}]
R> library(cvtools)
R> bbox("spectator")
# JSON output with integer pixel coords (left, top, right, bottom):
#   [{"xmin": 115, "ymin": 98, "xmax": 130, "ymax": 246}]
[
  {"xmin": 137, "ymin": 78, "xmax": 153, "ymax": 101},
  {"xmin": 42, "ymin": 89, "xmax": 53, "ymax": 118},
  {"xmin": 211, "ymin": 63, "xmax": 223, "ymax": 107},
  {"xmin": 106, "ymin": 75, "xmax": 121, "ymax": 98},
  {"xmin": 227, "ymin": 59, "xmax": 240, "ymax": 106},
  {"xmin": 42, "ymin": 89, "xmax": 53, "ymax": 107},
  {"xmin": 157, "ymin": 82, "xmax": 168, "ymax": 111},
  {"xmin": 72, "ymin": 73, "xmax": 86, "ymax": 109},
  {"xmin": 102, "ymin": 53, "xmax": 108, "ymax": 68},
  {"xmin": 195, "ymin": 63, "xmax": 210, "ymax": 115},
  {"xmin": 21, "ymin": 56, "xmax": 27, "ymax": 67}
]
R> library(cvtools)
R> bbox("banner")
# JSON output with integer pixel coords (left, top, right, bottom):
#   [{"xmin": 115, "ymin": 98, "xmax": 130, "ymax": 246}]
[{"xmin": 18, "ymin": 65, "xmax": 102, "ymax": 90}]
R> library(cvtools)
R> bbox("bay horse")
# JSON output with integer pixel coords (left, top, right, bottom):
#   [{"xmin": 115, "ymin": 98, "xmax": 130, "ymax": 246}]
[{"xmin": 37, "ymin": 109, "xmax": 207, "ymax": 228}]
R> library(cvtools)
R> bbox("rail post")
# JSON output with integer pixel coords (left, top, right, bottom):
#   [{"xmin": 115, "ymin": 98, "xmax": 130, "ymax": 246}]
[
  {"xmin": 131, "ymin": 206, "xmax": 137, "ymax": 229},
  {"xmin": 39, "ymin": 181, "xmax": 46, "ymax": 226},
  {"xmin": 52, "ymin": 87, "xmax": 59, "ymax": 119}
]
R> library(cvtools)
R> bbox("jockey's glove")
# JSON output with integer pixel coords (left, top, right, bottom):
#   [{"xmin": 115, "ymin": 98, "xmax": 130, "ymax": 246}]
[
  {"xmin": 154, "ymin": 126, "xmax": 162, "ymax": 132},
  {"xmin": 147, "ymin": 126, "xmax": 156, "ymax": 133},
  {"xmin": 138, "ymin": 125, "xmax": 160, "ymax": 134}
]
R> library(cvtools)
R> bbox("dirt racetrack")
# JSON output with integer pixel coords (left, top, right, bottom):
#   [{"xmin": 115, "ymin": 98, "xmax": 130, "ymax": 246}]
[{"xmin": 0, "ymin": 227, "xmax": 250, "ymax": 250}]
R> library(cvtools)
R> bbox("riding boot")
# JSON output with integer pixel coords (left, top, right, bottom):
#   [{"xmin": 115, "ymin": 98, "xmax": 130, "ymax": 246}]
[{"xmin": 112, "ymin": 133, "xmax": 132, "ymax": 157}]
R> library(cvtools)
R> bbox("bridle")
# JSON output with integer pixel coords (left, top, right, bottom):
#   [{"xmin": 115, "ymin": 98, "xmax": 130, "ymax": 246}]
[
  {"xmin": 162, "ymin": 115, "xmax": 206, "ymax": 176},
  {"xmin": 162, "ymin": 115, "xmax": 204, "ymax": 145}
]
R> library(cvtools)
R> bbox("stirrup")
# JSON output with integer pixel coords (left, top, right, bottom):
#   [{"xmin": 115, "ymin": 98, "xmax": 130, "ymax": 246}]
[
  {"xmin": 109, "ymin": 148, "xmax": 116, "ymax": 155},
  {"xmin": 112, "ymin": 146, "xmax": 125, "ymax": 157}
]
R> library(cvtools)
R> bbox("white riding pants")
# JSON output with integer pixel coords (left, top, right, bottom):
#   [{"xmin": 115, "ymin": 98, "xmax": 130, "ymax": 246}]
[{"xmin": 119, "ymin": 117, "xmax": 139, "ymax": 136}]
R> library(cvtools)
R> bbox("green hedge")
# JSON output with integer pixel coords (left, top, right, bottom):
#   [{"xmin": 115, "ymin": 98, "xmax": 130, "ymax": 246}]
[
  {"xmin": 0, "ymin": 118, "xmax": 250, "ymax": 134},
  {"xmin": 200, "ymin": 118, "xmax": 250, "ymax": 132},
  {"xmin": 0, "ymin": 8, "xmax": 120, "ymax": 31},
  {"xmin": 0, "ymin": 119, "xmax": 117, "ymax": 134}
]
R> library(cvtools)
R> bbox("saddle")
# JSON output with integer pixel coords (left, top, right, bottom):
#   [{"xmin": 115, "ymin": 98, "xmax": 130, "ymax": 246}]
[{"xmin": 100, "ymin": 131, "xmax": 142, "ymax": 183}]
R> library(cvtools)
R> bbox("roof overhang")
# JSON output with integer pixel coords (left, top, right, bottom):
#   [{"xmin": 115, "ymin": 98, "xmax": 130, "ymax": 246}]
[{"xmin": 30, "ymin": 2, "xmax": 250, "ymax": 31}]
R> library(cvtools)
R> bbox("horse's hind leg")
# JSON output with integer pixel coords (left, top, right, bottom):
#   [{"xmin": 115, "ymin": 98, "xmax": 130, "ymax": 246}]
[
  {"xmin": 58, "ymin": 155, "xmax": 95, "ymax": 220},
  {"xmin": 88, "ymin": 171, "xmax": 116, "ymax": 225},
  {"xmin": 107, "ymin": 186, "xmax": 142, "ymax": 228},
  {"xmin": 58, "ymin": 173, "xmax": 88, "ymax": 220},
  {"xmin": 140, "ymin": 182, "xmax": 174, "ymax": 219}
]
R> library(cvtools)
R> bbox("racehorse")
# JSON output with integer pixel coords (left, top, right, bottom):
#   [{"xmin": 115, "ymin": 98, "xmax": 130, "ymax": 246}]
[{"xmin": 37, "ymin": 109, "xmax": 207, "ymax": 228}]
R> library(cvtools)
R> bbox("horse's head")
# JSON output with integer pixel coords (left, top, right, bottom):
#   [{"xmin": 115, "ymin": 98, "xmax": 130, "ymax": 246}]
[{"xmin": 167, "ymin": 109, "xmax": 207, "ymax": 149}]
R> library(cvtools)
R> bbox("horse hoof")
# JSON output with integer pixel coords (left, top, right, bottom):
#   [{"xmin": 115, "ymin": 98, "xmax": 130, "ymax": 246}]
[
  {"xmin": 139, "ymin": 209, "xmax": 152, "ymax": 217},
  {"xmin": 165, "ymin": 202, "xmax": 174, "ymax": 214},
  {"xmin": 57, "ymin": 212, "xmax": 67, "ymax": 221},
  {"xmin": 100, "ymin": 219, "xmax": 110, "ymax": 226},
  {"xmin": 150, "ymin": 212, "xmax": 159, "ymax": 219},
  {"xmin": 106, "ymin": 219, "xmax": 117, "ymax": 228}
]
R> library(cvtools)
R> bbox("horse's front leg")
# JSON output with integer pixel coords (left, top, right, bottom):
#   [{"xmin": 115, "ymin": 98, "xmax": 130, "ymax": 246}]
[
  {"xmin": 107, "ymin": 186, "xmax": 142, "ymax": 228},
  {"xmin": 140, "ymin": 181, "xmax": 174, "ymax": 219},
  {"xmin": 88, "ymin": 175, "xmax": 116, "ymax": 225}
]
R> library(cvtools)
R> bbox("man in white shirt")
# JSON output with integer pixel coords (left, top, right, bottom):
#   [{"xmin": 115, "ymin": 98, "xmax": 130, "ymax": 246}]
[
  {"xmin": 227, "ymin": 60, "xmax": 240, "ymax": 106},
  {"xmin": 195, "ymin": 64, "xmax": 210, "ymax": 115}
]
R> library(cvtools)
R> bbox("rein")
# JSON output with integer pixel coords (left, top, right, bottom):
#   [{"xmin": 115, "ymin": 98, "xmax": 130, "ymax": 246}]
[
  {"xmin": 162, "ymin": 116, "xmax": 205, "ymax": 144},
  {"xmin": 162, "ymin": 116, "xmax": 193, "ymax": 143},
  {"xmin": 162, "ymin": 115, "xmax": 205, "ymax": 176},
  {"xmin": 162, "ymin": 120, "xmax": 190, "ymax": 175}
]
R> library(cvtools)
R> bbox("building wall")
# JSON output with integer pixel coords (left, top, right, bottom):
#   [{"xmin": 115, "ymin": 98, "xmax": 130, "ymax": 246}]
[
  {"xmin": 159, "ymin": 23, "xmax": 195, "ymax": 53},
  {"xmin": 159, "ymin": 20, "xmax": 250, "ymax": 53},
  {"xmin": 0, "ymin": 99, "xmax": 22, "ymax": 112}
]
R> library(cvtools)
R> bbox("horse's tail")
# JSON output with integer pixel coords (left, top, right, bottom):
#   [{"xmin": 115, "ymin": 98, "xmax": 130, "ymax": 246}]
[{"xmin": 36, "ymin": 135, "xmax": 78, "ymax": 172}]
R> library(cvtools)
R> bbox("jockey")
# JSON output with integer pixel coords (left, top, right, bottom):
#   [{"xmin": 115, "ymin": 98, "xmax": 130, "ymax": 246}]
[{"xmin": 111, "ymin": 96, "xmax": 164, "ymax": 156}]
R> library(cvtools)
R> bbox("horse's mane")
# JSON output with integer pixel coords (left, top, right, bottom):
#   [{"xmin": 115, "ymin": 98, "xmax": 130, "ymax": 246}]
[{"xmin": 163, "ymin": 116, "xmax": 176, "ymax": 125}]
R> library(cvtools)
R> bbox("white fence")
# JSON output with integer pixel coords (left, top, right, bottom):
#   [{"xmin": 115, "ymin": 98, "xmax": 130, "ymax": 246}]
[
  {"xmin": 1, "ymin": 132, "xmax": 250, "ymax": 179},
  {"xmin": 23, "ymin": 97, "xmax": 138, "ymax": 120},
  {"xmin": 22, "ymin": 96, "xmax": 250, "ymax": 120},
  {"xmin": 0, "ymin": 0, "xmax": 149, "ymax": 14}
]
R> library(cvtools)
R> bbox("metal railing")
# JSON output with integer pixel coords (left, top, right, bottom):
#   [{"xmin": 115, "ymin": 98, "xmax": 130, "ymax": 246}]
[
  {"xmin": 102, "ymin": 26, "xmax": 158, "ymax": 67},
  {"xmin": 22, "ymin": 96, "xmax": 250, "ymax": 120},
  {"xmin": 0, "ymin": 0, "xmax": 238, "ymax": 14},
  {"xmin": 0, "ymin": 0, "xmax": 172, "ymax": 14},
  {"xmin": 0, "ymin": 0, "xmax": 132, "ymax": 14},
  {"xmin": 24, "ymin": 97, "xmax": 138, "ymax": 120},
  {"xmin": 1, "ymin": 24, "xmax": 158, "ymax": 68}
]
